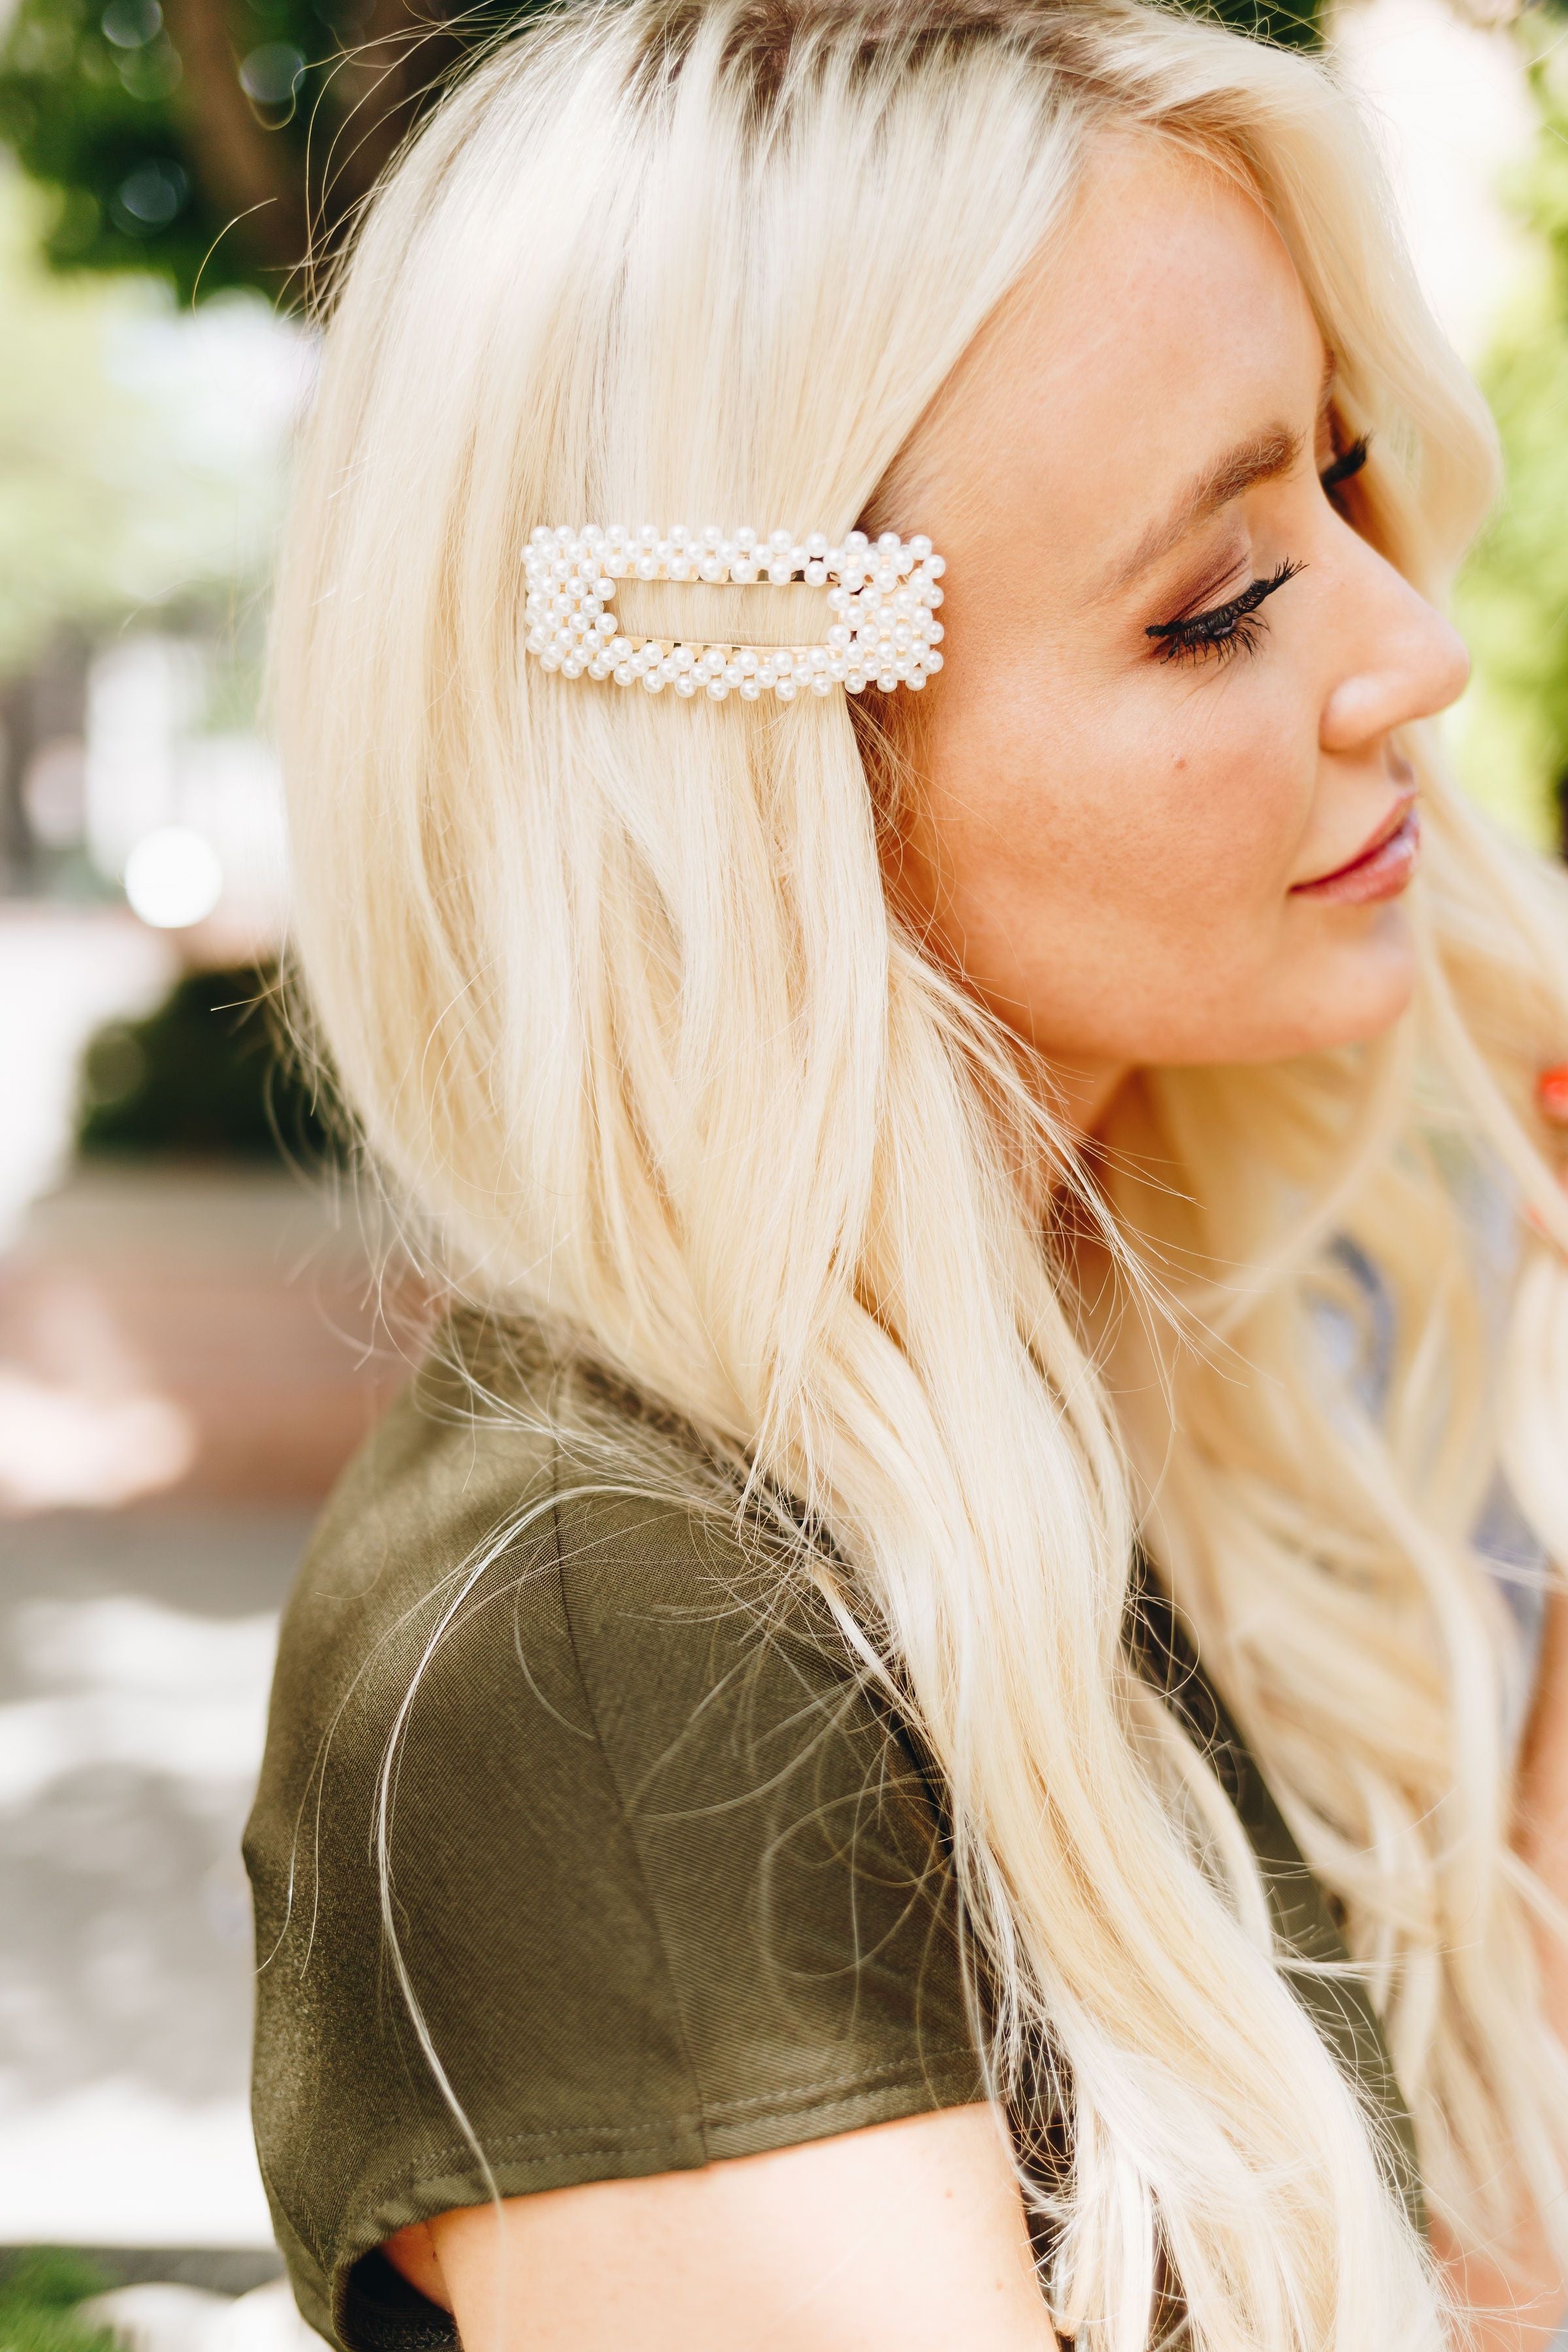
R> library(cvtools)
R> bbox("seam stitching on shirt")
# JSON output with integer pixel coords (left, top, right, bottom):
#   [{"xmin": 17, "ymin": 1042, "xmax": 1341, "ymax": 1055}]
[
  {"xmin": 547, "ymin": 1435, "xmax": 714, "ymax": 2163},
  {"xmin": 340, "ymin": 2046, "xmax": 986, "ymax": 2214}
]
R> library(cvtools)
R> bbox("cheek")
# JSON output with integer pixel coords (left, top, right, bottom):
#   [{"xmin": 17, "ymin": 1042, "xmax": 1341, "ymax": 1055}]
[{"xmin": 962, "ymin": 664, "xmax": 1316, "ymax": 931}]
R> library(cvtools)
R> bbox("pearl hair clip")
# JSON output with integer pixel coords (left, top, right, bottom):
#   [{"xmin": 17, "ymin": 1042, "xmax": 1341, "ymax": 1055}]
[{"xmin": 523, "ymin": 524, "xmax": 946, "ymax": 701}]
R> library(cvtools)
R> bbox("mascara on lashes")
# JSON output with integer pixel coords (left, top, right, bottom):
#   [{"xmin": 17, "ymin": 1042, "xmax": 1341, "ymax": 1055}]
[
  {"xmin": 1145, "ymin": 558, "xmax": 1304, "ymax": 662},
  {"xmin": 1143, "ymin": 436, "xmax": 1371, "ymax": 662}
]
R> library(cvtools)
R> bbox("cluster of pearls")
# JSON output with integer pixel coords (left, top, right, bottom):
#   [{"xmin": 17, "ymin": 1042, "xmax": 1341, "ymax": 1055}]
[{"xmin": 521, "ymin": 523, "xmax": 945, "ymax": 700}]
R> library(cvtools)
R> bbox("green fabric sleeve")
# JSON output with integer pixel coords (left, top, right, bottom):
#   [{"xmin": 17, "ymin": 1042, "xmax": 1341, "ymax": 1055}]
[{"xmin": 244, "ymin": 1372, "xmax": 985, "ymax": 2352}]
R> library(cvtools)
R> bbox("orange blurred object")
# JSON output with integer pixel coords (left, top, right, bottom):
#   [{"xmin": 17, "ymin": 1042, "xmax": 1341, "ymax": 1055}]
[{"xmin": 1538, "ymin": 1065, "xmax": 1568, "ymax": 1128}]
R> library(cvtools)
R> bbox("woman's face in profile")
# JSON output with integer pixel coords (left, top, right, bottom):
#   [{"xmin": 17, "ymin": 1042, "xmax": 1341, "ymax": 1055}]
[{"xmin": 891, "ymin": 133, "xmax": 1471, "ymax": 1122}]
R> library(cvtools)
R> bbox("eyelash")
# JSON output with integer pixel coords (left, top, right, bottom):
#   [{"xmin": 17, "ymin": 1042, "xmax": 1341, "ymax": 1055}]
[
  {"xmin": 1143, "ymin": 436, "xmax": 1370, "ymax": 668},
  {"xmin": 1320, "ymin": 433, "xmax": 1369, "ymax": 505},
  {"xmin": 1146, "ymin": 557, "xmax": 1305, "ymax": 666}
]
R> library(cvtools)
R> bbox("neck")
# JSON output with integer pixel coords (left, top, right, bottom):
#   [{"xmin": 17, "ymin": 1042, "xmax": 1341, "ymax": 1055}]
[{"xmin": 1044, "ymin": 1058, "xmax": 1132, "ymax": 1143}]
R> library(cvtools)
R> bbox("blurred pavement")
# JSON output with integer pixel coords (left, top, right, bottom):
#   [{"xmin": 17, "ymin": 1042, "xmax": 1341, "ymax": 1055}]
[{"xmin": 0, "ymin": 1162, "xmax": 414, "ymax": 2247}]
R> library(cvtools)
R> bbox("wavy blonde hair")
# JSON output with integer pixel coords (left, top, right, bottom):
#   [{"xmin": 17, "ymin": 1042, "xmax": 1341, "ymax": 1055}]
[{"xmin": 271, "ymin": 2, "xmax": 1568, "ymax": 2344}]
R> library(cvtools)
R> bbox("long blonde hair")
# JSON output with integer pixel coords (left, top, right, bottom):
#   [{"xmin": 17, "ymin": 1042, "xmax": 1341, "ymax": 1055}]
[{"xmin": 271, "ymin": 3, "xmax": 1568, "ymax": 2344}]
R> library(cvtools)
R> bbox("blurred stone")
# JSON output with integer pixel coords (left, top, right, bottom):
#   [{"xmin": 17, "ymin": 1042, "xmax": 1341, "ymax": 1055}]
[{"xmin": 80, "ymin": 2281, "xmax": 233, "ymax": 2352}]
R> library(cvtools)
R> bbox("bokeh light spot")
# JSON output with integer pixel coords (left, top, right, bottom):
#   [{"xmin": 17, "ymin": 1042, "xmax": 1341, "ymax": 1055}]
[
  {"xmin": 123, "ymin": 826, "xmax": 223, "ymax": 930},
  {"xmin": 101, "ymin": 0, "xmax": 163, "ymax": 46}
]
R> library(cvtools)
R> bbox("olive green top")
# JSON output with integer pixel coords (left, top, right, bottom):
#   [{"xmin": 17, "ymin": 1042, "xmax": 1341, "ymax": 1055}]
[{"xmin": 245, "ymin": 1330, "xmax": 1421, "ymax": 2352}]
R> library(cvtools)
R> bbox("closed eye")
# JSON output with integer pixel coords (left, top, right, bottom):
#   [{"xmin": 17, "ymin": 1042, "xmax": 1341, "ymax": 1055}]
[{"xmin": 1146, "ymin": 558, "xmax": 1304, "ymax": 666}]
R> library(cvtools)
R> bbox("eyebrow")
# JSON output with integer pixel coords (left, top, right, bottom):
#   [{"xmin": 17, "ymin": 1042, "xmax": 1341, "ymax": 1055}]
[{"xmin": 1097, "ymin": 353, "xmax": 1337, "ymax": 601}]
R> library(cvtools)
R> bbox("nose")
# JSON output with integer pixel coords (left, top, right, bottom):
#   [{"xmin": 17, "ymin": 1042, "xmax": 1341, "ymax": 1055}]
[{"xmin": 1318, "ymin": 551, "xmax": 1471, "ymax": 757}]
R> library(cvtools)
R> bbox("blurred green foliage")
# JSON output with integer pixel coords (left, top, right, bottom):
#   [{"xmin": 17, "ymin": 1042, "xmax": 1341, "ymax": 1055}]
[
  {"xmin": 0, "ymin": 170, "xmax": 286, "ymax": 672},
  {"xmin": 0, "ymin": 0, "xmax": 535, "ymax": 307},
  {"xmin": 0, "ymin": 0, "xmax": 1320, "ymax": 310},
  {"xmin": 78, "ymin": 962, "xmax": 336, "ymax": 1160},
  {"xmin": 1454, "ymin": 29, "xmax": 1568, "ymax": 856},
  {"xmin": 0, "ymin": 2253, "xmax": 114, "ymax": 2352}
]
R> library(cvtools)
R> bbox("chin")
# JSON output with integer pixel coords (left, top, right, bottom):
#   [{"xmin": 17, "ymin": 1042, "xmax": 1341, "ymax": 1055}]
[{"xmin": 1284, "ymin": 918, "xmax": 1419, "ymax": 1056}]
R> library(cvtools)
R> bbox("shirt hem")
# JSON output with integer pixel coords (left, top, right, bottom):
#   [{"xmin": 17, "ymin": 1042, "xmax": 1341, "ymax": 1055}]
[{"xmin": 322, "ymin": 2044, "xmax": 988, "ymax": 2352}]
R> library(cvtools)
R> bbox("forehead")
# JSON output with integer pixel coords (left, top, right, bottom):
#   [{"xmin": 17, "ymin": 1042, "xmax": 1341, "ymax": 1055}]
[{"xmin": 904, "ymin": 131, "xmax": 1324, "ymax": 583}]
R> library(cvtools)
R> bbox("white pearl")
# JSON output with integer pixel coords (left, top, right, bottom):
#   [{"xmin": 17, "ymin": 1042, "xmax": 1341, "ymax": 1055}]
[{"xmin": 524, "ymin": 521, "xmax": 944, "ymax": 706}]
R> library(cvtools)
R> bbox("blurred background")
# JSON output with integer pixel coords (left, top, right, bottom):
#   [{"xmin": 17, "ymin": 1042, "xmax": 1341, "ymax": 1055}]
[{"xmin": 0, "ymin": 0, "xmax": 1565, "ymax": 2339}]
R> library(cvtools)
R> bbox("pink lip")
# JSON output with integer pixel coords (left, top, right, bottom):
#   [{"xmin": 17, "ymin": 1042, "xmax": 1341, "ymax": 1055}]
[{"xmin": 1290, "ymin": 800, "xmax": 1421, "ymax": 907}]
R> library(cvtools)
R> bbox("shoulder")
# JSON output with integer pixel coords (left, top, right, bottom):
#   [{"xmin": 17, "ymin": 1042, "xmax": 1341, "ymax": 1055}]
[
  {"xmin": 252, "ymin": 1326, "xmax": 887, "ymax": 1846},
  {"xmin": 246, "ymin": 1323, "xmax": 982, "ymax": 2352}
]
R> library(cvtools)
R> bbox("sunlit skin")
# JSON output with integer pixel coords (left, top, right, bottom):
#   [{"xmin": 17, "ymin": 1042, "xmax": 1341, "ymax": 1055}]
[
  {"xmin": 885, "ymin": 132, "xmax": 1467, "ymax": 1135},
  {"xmin": 384, "ymin": 138, "xmax": 1568, "ymax": 2352}
]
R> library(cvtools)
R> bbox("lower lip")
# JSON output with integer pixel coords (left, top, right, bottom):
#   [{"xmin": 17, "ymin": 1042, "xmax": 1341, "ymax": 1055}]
[{"xmin": 1290, "ymin": 809, "xmax": 1421, "ymax": 906}]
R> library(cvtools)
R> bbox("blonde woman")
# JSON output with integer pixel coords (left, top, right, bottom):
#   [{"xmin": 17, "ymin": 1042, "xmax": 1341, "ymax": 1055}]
[{"xmin": 244, "ymin": 3, "xmax": 1568, "ymax": 2346}]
